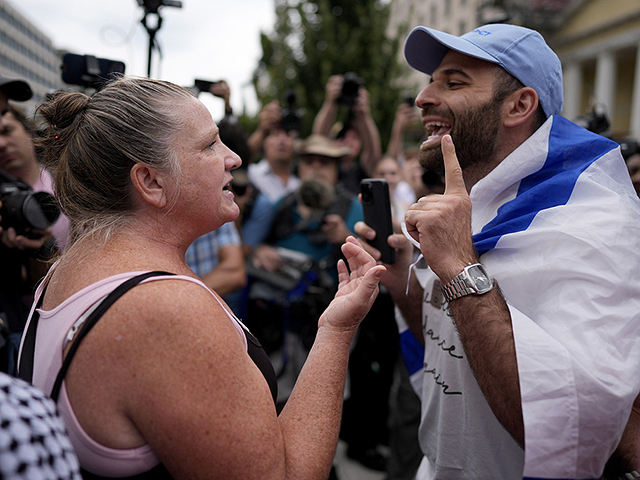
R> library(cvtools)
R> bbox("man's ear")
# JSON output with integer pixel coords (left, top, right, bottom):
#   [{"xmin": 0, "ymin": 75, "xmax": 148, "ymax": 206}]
[
  {"xmin": 130, "ymin": 163, "xmax": 167, "ymax": 208},
  {"xmin": 503, "ymin": 87, "xmax": 539, "ymax": 128}
]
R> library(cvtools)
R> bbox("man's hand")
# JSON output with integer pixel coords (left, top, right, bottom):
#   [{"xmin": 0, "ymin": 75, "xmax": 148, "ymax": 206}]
[
  {"xmin": 321, "ymin": 214, "xmax": 350, "ymax": 245},
  {"xmin": 250, "ymin": 244, "xmax": 282, "ymax": 273},
  {"xmin": 209, "ymin": 81, "xmax": 230, "ymax": 103},
  {"xmin": 353, "ymin": 222, "xmax": 413, "ymax": 286},
  {"xmin": 404, "ymin": 134, "xmax": 477, "ymax": 284},
  {"xmin": 324, "ymin": 75, "xmax": 343, "ymax": 105},
  {"xmin": 352, "ymin": 87, "xmax": 372, "ymax": 119},
  {"xmin": 258, "ymin": 100, "xmax": 282, "ymax": 132},
  {"xmin": 394, "ymin": 102, "xmax": 419, "ymax": 131},
  {"xmin": 1, "ymin": 226, "xmax": 53, "ymax": 251}
]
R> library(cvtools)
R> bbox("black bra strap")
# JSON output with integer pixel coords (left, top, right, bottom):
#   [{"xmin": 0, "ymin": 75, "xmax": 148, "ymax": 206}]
[
  {"xmin": 48, "ymin": 271, "xmax": 174, "ymax": 402},
  {"xmin": 17, "ymin": 279, "xmax": 48, "ymax": 383}
]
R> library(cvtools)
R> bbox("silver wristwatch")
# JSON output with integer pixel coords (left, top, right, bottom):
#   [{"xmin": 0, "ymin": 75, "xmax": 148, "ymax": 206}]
[{"xmin": 441, "ymin": 263, "xmax": 493, "ymax": 303}]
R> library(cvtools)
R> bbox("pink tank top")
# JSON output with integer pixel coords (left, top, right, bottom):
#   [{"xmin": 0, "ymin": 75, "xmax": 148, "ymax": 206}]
[{"xmin": 25, "ymin": 271, "xmax": 248, "ymax": 477}]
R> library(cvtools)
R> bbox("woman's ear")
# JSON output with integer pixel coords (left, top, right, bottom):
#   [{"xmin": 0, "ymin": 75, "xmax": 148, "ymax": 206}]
[
  {"xmin": 130, "ymin": 164, "xmax": 167, "ymax": 208},
  {"xmin": 503, "ymin": 87, "xmax": 539, "ymax": 128}
]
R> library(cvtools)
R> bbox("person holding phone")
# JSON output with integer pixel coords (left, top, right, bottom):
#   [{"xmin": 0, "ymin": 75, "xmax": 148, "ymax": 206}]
[{"xmin": 356, "ymin": 24, "xmax": 640, "ymax": 479}]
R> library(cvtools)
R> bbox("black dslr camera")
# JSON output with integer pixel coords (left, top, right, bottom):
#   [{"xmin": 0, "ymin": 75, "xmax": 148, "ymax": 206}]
[
  {"xmin": 0, "ymin": 171, "xmax": 60, "ymax": 239},
  {"xmin": 337, "ymin": 72, "xmax": 363, "ymax": 106}
]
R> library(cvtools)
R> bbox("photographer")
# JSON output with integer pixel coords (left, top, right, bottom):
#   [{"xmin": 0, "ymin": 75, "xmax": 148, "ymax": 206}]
[
  {"xmin": 0, "ymin": 104, "xmax": 69, "ymax": 368},
  {"xmin": 312, "ymin": 74, "xmax": 382, "ymax": 195},
  {"xmin": 246, "ymin": 102, "xmax": 300, "ymax": 204},
  {"xmin": 247, "ymin": 135, "xmax": 360, "ymax": 399}
]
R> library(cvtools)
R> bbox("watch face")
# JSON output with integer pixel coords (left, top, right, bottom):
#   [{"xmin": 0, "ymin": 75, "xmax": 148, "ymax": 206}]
[{"xmin": 468, "ymin": 265, "xmax": 492, "ymax": 292}]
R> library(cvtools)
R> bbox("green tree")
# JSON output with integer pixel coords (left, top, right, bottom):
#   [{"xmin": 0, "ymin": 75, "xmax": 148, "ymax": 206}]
[{"xmin": 253, "ymin": 0, "xmax": 405, "ymax": 150}]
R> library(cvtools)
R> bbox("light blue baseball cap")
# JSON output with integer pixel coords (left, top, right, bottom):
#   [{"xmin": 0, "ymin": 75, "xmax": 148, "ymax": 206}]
[{"xmin": 404, "ymin": 24, "xmax": 563, "ymax": 117}]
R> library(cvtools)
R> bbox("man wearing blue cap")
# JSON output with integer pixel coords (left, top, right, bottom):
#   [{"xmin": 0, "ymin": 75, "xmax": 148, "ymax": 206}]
[{"xmin": 357, "ymin": 24, "xmax": 640, "ymax": 479}]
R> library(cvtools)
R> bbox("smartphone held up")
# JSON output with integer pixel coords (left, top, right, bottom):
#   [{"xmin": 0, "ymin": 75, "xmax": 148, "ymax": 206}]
[{"xmin": 360, "ymin": 178, "xmax": 396, "ymax": 264}]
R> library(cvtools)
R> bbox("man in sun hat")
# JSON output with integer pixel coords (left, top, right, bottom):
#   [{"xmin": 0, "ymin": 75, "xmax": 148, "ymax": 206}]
[{"xmin": 356, "ymin": 23, "xmax": 640, "ymax": 479}]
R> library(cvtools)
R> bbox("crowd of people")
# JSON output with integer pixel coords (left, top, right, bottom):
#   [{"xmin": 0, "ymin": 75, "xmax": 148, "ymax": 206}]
[{"xmin": 0, "ymin": 20, "xmax": 639, "ymax": 480}]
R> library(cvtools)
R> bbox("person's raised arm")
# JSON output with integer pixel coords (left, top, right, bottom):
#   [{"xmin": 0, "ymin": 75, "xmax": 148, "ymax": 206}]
[
  {"xmin": 386, "ymin": 102, "xmax": 419, "ymax": 161},
  {"xmin": 351, "ymin": 87, "xmax": 382, "ymax": 176},
  {"xmin": 312, "ymin": 75, "xmax": 343, "ymax": 136},
  {"xmin": 209, "ymin": 80, "xmax": 232, "ymax": 116},
  {"xmin": 404, "ymin": 135, "xmax": 524, "ymax": 446},
  {"xmin": 247, "ymin": 100, "xmax": 281, "ymax": 160}
]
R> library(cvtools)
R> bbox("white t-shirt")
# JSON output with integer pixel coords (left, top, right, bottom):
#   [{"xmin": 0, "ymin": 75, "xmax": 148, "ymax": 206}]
[{"xmin": 247, "ymin": 159, "xmax": 301, "ymax": 203}]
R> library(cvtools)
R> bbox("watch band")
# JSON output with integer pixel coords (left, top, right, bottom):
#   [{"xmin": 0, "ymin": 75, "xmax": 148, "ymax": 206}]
[
  {"xmin": 441, "ymin": 263, "xmax": 493, "ymax": 303},
  {"xmin": 441, "ymin": 274, "xmax": 474, "ymax": 302}
]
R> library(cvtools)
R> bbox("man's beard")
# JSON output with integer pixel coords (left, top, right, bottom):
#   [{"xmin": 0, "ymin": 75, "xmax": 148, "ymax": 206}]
[{"xmin": 417, "ymin": 96, "xmax": 502, "ymax": 174}]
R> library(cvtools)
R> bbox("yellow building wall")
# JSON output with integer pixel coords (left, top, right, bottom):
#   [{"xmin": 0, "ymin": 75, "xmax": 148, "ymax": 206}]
[{"xmin": 560, "ymin": 0, "xmax": 640, "ymax": 40}]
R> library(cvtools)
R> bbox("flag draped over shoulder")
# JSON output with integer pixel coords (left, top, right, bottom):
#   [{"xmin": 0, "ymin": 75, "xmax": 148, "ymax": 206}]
[{"xmin": 473, "ymin": 115, "xmax": 619, "ymax": 256}]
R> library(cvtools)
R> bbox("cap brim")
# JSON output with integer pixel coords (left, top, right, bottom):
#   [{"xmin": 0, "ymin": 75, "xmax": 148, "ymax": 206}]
[
  {"xmin": 0, "ymin": 78, "xmax": 33, "ymax": 101},
  {"xmin": 404, "ymin": 26, "xmax": 500, "ymax": 75},
  {"xmin": 300, "ymin": 147, "xmax": 350, "ymax": 158}
]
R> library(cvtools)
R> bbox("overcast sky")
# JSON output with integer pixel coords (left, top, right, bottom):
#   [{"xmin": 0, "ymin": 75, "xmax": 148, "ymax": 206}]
[{"xmin": 13, "ymin": 0, "xmax": 276, "ymax": 119}]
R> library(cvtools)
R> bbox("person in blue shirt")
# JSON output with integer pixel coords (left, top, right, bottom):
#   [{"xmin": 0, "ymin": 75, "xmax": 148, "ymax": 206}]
[{"xmin": 251, "ymin": 134, "xmax": 361, "ymax": 276}]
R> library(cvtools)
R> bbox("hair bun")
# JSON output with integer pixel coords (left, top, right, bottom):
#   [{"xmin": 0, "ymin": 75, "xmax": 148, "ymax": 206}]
[{"xmin": 38, "ymin": 92, "xmax": 91, "ymax": 131}]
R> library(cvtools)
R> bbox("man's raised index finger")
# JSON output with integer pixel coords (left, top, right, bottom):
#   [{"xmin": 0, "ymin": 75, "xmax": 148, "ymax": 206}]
[{"xmin": 442, "ymin": 134, "xmax": 467, "ymax": 195}]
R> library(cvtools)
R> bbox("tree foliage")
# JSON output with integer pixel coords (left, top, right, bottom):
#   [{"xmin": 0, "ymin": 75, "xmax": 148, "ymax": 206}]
[{"xmin": 252, "ymin": 0, "xmax": 405, "ymax": 149}]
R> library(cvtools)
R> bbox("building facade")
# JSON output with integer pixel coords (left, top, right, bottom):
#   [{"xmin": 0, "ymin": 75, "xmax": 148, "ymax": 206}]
[
  {"xmin": 0, "ymin": 0, "xmax": 64, "ymax": 113},
  {"xmin": 551, "ymin": 0, "xmax": 640, "ymax": 142},
  {"xmin": 387, "ymin": 0, "xmax": 482, "ymax": 95}
]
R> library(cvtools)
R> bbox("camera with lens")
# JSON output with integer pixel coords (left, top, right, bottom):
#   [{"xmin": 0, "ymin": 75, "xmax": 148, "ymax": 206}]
[
  {"xmin": 281, "ymin": 90, "xmax": 303, "ymax": 134},
  {"xmin": 337, "ymin": 72, "xmax": 363, "ymax": 106},
  {"xmin": 575, "ymin": 104, "xmax": 610, "ymax": 135},
  {"xmin": 0, "ymin": 171, "xmax": 61, "ymax": 239},
  {"xmin": 61, "ymin": 53, "xmax": 126, "ymax": 90}
]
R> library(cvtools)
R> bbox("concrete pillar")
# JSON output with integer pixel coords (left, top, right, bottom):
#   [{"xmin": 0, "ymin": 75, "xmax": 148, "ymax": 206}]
[
  {"xmin": 563, "ymin": 62, "xmax": 582, "ymax": 121},
  {"xmin": 630, "ymin": 43, "xmax": 640, "ymax": 140},
  {"xmin": 594, "ymin": 50, "xmax": 617, "ymax": 122}
]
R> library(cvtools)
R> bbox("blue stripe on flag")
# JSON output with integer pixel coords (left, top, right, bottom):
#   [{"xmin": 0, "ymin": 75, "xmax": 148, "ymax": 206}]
[
  {"xmin": 473, "ymin": 116, "xmax": 618, "ymax": 256},
  {"xmin": 400, "ymin": 329, "xmax": 425, "ymax": 375}
]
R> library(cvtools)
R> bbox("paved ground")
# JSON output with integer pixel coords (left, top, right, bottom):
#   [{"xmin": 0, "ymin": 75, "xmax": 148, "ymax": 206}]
[{"xmin": 333, "ymin": 440, "xmax": 388, "ymax": 480}]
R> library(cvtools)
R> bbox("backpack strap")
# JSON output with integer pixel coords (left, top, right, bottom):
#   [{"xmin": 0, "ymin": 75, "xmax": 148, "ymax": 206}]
[{"xmin": 49, "ymin": 271, "xmax": 174, "ymax": 402}]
